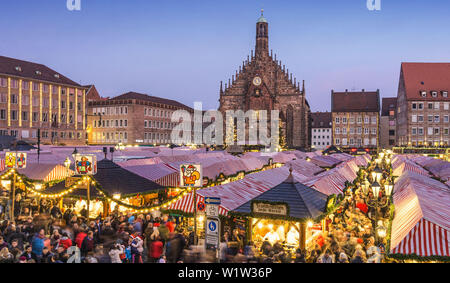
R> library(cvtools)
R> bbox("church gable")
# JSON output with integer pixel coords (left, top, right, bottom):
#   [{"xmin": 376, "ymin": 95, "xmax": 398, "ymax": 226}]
[{"xmin": 218, "ymin": 11, "xmax": 310, "ymax": 149}]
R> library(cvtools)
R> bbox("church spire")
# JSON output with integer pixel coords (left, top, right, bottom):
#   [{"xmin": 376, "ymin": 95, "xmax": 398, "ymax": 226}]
[{"xmin": 255, "ymin": 9, "xmax": 269, "ymax": 56}]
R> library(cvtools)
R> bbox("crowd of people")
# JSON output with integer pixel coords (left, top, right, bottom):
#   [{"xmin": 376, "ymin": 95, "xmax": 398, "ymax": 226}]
[
  {"xmin": 300, "ymin": 182, "xmax": 390, "ymax": 263},
  {"xmin": 0, "ymin": 209, "xmax": 196, "ymax": 263},
  {"xmin": 0, "ymin": 182, "xmax": 392, "ymax": 264}
]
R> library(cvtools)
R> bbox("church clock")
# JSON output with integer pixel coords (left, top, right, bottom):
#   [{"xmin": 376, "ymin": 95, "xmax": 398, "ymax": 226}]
[{"xmin": 252, "ymin": 76, "xmax": 262, "ymax": 86}]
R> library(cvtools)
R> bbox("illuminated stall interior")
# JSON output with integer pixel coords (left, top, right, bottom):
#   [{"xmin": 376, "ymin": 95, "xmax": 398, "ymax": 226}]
[
  {"xmin": 231, "ymin": 168, "xmax": 329, "ymax": 253},
  {"xmin": 43, "ymin": 159, "xmax": 167, "ymax": 218}
]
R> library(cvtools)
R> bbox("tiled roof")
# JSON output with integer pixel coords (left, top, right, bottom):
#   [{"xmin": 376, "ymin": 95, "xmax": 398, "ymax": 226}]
[
  {"xmin": 232, "ymin": 173, "xmax": 328, "ymax": 220},
  {"xmin": 381, "ymin": 97, "xmax": 397, "ymax": 116},
  {"xmin": 0, "ymin": 55, "xmax": 82, "ymax": 87},
  {"xmin": 331, "ymin": 90, "xmax": 380, "ymax": 112},
  {"xmin": 311, "ymin": 112, "xmax": 332, "ymax": 128},
  {"xmin": 111, "ymin": 92, "xmax": 192, "ymax": 110},
  {"xmin": 401, "ymin": 62, "xmax": 450, "ymax": 101}
]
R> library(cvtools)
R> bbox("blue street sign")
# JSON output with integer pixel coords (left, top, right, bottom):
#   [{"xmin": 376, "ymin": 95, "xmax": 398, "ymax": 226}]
[
  {"xmin": 208, "ymin": 221, "xmax": 217, "ymax": 232},
  {"xmin": 205, "ymin": 197, "xmax": 221, "ymax": 205}
]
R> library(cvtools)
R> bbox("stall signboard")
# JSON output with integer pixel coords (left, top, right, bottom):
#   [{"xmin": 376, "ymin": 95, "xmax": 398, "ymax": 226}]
[
  {"xmin": 180, "ymin": 164, "xmax": 202, "ymax": 187},
  {"xmin": 252, "ymin": 201, "xmax": 288, "ymax": 216},
  {"xmin": 5, "ymin": 152, "xmax": 27, "ymax": 169},
  {"xmin": 65, "ymin": 176, "xmax": 87, "ymax": 189},
  {"xmin": 74, "ymin": 154, "xmax": 97, "ymax": 175}
]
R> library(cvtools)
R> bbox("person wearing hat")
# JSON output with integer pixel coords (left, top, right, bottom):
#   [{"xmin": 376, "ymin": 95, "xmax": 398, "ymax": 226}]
[{"xmin": 18, "ymin": 255, "xmax": 27, "ymax": 263}]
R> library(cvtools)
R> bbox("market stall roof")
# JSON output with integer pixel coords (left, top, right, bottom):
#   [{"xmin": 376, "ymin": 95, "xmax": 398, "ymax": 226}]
[
  {"xmin": 392, "ymin": 156, "xmax": 430, "ymax": 177},
  {"xmin": 45, "ymin": 159, "xmax": 165, "ymax": 197},
  {"xmin": 231, "ymin": 169, "xmax": 329, "ymax": 221},
  {"xmin": 167, "ymin": 166, "xmax": 309, "ymax": 216},
  {"xmin": 15, "ymin": 163, "xmax": 73, "ymax": 182},
  {"xmin": 310, "ymin": 155, "xmax": 342, "ymax": 168},
  {"xmin": 406, "ymin": 155, "xmax": 450, "ymax": 182},
  {"xmin": 390, "ymin": 171, "xmax": 450, "ymax": 257},
  {"xmin": 322, "ymin": 145, "xmax": 342, "ymax": 155}
]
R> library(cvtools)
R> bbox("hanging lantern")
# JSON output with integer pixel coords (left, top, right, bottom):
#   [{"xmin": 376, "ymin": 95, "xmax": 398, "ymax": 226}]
[
  {"xmin": 371, "ymin": 181, "xmax": 381, "ymax": 199},
  {"xmin": 384, "ymin": 183, "xmax": 394, "ymax": 197},
  {"xmin": 371, "ymin": 164, "xmax": 383, "ymax": 182}
]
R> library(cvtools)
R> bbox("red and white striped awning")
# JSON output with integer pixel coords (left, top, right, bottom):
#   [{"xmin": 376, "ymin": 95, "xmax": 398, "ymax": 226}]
[
  {"xmin": 15, "ymin": 163, "xmax": 73, "ymax": 182},
  {"xmin": 390, "ymin": 171, "xmax": 450, "ymax": 257}
]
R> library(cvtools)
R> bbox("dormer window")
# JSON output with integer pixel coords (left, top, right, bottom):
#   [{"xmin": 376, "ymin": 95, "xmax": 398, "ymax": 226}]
[
  {"xmin": 35, "ymin": 70, "xmax": 42, "ymax": 75},
  {"xmin": 431, "ymin": 91, "xmax": 438, "ymax": 97},
  {"xmin": 54, "ymin": 74, "xmax": 60, "ymax": 79},
  {"xmin": 420, "ymin": 91, "xmax": 427, "ymax": 97},
  {"xmin": 443, "ymin": 91, "xmax": 448, "ymax": 98},
  {"xmin": 15, "ymin": 66, "xmax": 22, "ymax": 72}
]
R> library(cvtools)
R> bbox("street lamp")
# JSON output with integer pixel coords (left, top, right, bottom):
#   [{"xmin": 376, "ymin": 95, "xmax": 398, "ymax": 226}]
[
  {"xmin": 72, "ymin": 148, "xmax": 78, "ymax": 162},
  {"xmin": 384, "ymin": 183, "xmax": 394, "ymax": 197},
  {"xmin": 371, "ymin": 165, "xmax": 383, "ymax": 183},
  {"xmin": 371, "ymin": 181, "xmax": 381, "ymax": 199},
  {"xmin": 377, "ymin": 224, "xmax": 387, "ymax": 239},
  {"xmin": 64, "ymin": 157, "xmax": 71, "ymax": 170}
]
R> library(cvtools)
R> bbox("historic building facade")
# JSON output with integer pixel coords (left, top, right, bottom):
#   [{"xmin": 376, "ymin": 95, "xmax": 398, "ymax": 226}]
[
  {"xmin": 218, "ymin": 12, "xmax": 310, "ymax": 149},
  {"xmin": 380, "ymin": 97, "xmax": 397, "ymax": 148},
  {"xmin": 87, "ymin": 92, "xmax": 192, "ymax": 145},
  {"xmin": 331, "ymin": 90, "xmax": 380, "ymax": 149},
  {"xmin": 310, "ymin": 112, "xmax": 332, "ymax": 150},
  {"xmin": 0, "ymin": 56, "xmax": 87, "ymax": 145},
  {"xmin": 396, "ymin": 63, "xmax": 450, "ymax": 147}
]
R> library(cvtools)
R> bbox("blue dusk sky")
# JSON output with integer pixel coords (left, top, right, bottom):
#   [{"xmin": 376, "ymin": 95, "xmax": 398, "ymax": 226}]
[{"xmin": 1, "ymin": 0, "xmax": 450, "ymax": 111}]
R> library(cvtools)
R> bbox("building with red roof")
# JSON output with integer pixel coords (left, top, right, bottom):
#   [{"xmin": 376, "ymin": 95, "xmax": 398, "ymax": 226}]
[
  {"xmin": 396, "ymin": 63, "xmax": 450, "ymax": 147},
  {"xmin": 331, "ymin": 89, "xmax": 380, "ymax": 149}
]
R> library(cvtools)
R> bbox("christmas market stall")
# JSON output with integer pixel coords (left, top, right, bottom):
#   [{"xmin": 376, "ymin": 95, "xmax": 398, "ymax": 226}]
[
  {"xmin": 33, "ymin": 159, "xmax": 168, "ymax": 219},
  {"xmin": 229, "ymin": 168, "xmax": 332, "ymax": 254},
  {"xmin": 388, "ymin": 171, "xmax": 450, "ymax": 262},
  {"xmin": 165, "ymin": 166, "xmax": 311, "ymax": 240}
]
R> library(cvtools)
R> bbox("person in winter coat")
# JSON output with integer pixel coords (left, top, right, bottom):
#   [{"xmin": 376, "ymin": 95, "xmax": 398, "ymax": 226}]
[
  {"xmin": 75, "ymin": 229, "xmax": 87, "ymax": 249},
  {"xmin": 130, "ymin": 234, "xmax": 144, "ymax": 263},
  {"xmin": 31, "ymin": 229, "xmax": 46, "ymax": 257},
  {"xmin": 149, "ymin": 235, "xmax": 164, "ymax": 263},
  {"xmin": 50, "ymin": 204, "xmax": 62, "ymax": 219},
  {"xmin": 5, "ymin": 225, "xmax": 26, "ymax": 250},
  {"xmin": 40, "ymin": 247, "xmax": 53, "ymax": 263},
  {"xmin": 0, "ymin": 236, "xmax": 9, "ymax": 251},
  {"xmin": 9, "ymin": 240, "xmax": 22, "ymax": 262},
  {"xmin": 21, "ymin": 245, "xmax": 38, "ymax": 262},
  {"xmin": 158, "ymin": 223, "xmax": 169, "ymax": 244},
  {"xmin": 59, "ymin": 233, "xmax": 73, "ymax": 250},
  {"xmin": 351, "ymin": 249, "xmax": 366, "ymax": 263},
  {"xmin": 81, "ymin": 231, "xmax": 95, "ymax": 257},
  {"xmin": 317, "ymin": 249, "xmax": 334, "ymax": 263},
  {"xmin": 109, "ymin": 243, "xmax": 124, "ymax": 263},
  {"xmin": 166, "ymin": 232, "xmax": 186, "ymax": 263}
]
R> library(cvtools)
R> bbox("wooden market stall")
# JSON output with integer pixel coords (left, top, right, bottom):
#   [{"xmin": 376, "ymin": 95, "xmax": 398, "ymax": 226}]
[
  {"xmin": 230, "ymin": 169, "xmax": 331, "ymax": 253},
  {"xmin": 40, "ymin": 159, "xmax": 167, "ymax": 218}
]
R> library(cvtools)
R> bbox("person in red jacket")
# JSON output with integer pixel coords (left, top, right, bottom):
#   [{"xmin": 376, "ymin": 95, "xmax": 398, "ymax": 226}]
[
  {"xmin": 59, "ymin": 233, "xmax": 73, "ymax": 250},
  {"xmin": 150, "ymin": 236, "xmax": 164, "ymax": 263},
  {"xmin": 75, "ymin": 230, "xmax": 87, "ymax": 249},
  {"xmin": 355, "ymin": 199, "xmax": 368, "ymax": 214}
]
